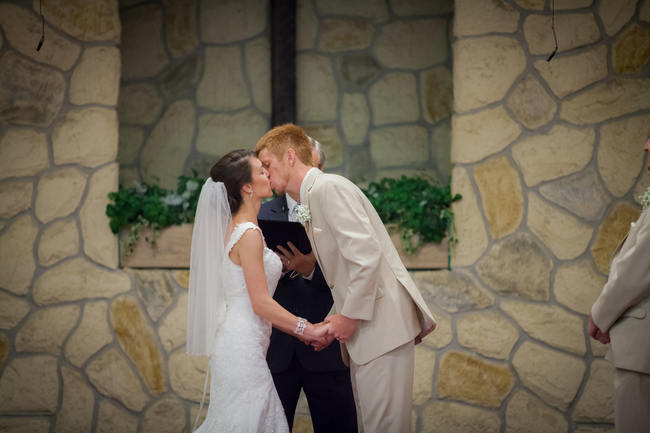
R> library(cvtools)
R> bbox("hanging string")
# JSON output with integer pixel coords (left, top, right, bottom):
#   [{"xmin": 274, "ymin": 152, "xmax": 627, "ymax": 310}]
[
  {"xmin": 546, "ymin": 0, "xmax": 558, "ymax": 61},
  {"xmin": 36, "ymin": 0, "xmax": 45, "ymax": 51}
]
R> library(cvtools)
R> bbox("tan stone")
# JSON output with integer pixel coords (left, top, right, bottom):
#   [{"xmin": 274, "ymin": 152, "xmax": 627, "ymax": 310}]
[
  {"xmin": 513, "ymin": 342, "xmax": 585, "ymax": 409},
  {"xmin": 339, "ymin": 54, "xmax": 380, "ymax": 89},
  {"xmin": 169, "ymin": 349, "xmax": 210, "ymax": 401},
  {"xmin": 131, "ymin": 269, "xmax": 175, "ymax": 322},
  {"xmin": 0, "ymin": 3, "xmax": 80, "ymax": 70},
  {"xmin": 451, "ymin": 106, "xmax": 521, "ymax": 163},
  {"xmin": 591, "ymin": 202, "xmax": 641, "ymax": 274},
  {"xmin": 111, "ymin": 296, "xmax": 166, "ymax": 396},
  {"xmin": 501, "ymin": 300, "xmax": 586, "ymax": 354},
  {"xmin": 450, "ymin": 167, "xmax": 489, "ymax": 266},
  {"xmin": 599, "ymin": 114, "xmax": 648, "ymax": 197},
  {"xmin": 524, "ymin": 13, "xmax": 600, "ymax": 55},
  {"xmin": 315, "ymin": 0, "xmax": 389, "ymax": 20},
  {"xmin": 341, "ymin": 93, "xmax": 369, "ymax": 145},
  {"xmin": 535, "ymin": 46, "xmax": 608, "ymax": 98},
  {"xmin": 173, "ymin": 270, "xmax": 190, "ymax": 289},
  {"xmin": 505, "ymin": 390, "xmax": 568, "ymax": 433},
  {"xmin": 16, "ymin": 304, "xmax": 80, "ymax": 354},
  {"xmin": 65, "ymin": 301, "xmax": 113, "ymax": 367},
  {"xmin": 591, "ymin": 338, "xmax": 610, "ymax": 357},
  {"xmin": 54, "ymin": 366, "xmax": 94, "ymax": 433},
  {"xmin": 0, "ymin": 291, "xmax": 30, "ymax": 330},
  {"xmin": 0, "ymin": 52, "xmax": 66, "ymax": 127},
  {"xmin": 422, "ymin": 308, "xmax": 452, "ymax": 349},
  {"xmin": 200, "ymin": 0, "xmax": 266, "ymax": 43},
  {"xmin": 142, "ymin": 395, "xmax": 187, "ymax": 433},
  {"xmin": 121, "ymin": 4, "xmax": 169, "ymax": 80},
  {"xmin": 0, "ymin": 214, "xmax": 38, "ymax": 295},
  {"xmin": 413, "ymin": 346, "xmax": 435, "ymax": 404},
  {"xmin": 457, "ymin": 310, "xmax": 519, "ymax": 360},
  {"xmin": 86, "ymin": 348, "xmax": 149, "ymax": 411},
  {"xmin": 0, "ymin": 333, "xmax": 7, "ymax": 364},
  {"xmin": 560, "ymin": 78, "xmax": 650, "ymax": 125},
  {"xmin": 141, "ymin": 100, "xmax": 195, "ymax": 189},
  {"xmin": 0, "ymin": 181, "xmax": 32, "ymax": 219},
  {"xmin": 197, "ymin": 45, "xmax": 250, "ymax": 111},
  {"xmin": 554, "ymin": 260, "xmax": 607, "ymax": 315},
  {"xmin": 297, "ymin": 0, "xmax": 318, "ymax": 50},
  {"xmin": 164, "ymin": 0, "xmax": 198, "ymax": 58},
  {"xmin": 304, "ymin": 124, "xmax": 344, "ymax": 168},
  {"xmin": 432, "ymin": 121, "xmax": 451, "ymax": 183},
  {"xmin": 119, "ymin": 167, "xmax": 141, "ymax": 189},
  {"xmin": 0, "ymin": 129, "xmax": 48, "ymax": 180},
  {"xmin": 453, "ymin": 36, "xmax": 526, "ymax": 112},
  {"xmin": 159, "ymin": 292, "xmax": 187, "ymax": 352},
  {"xmin": 320, "ymin": 19, "xmax": 373, "ymax": 52},
  {"xmin": 196, "ymin": 109, "xmax": 269, "ymax": 158},
  {"xmin": 455, "ymin": 0, "xmax": 519, "ymax": 36},
  {"xmin": 574, "ymin": 359, "xmax": 616, "ymax": 422},
  {"xmin": 421, "ymin": 401, "xmax": 500, "ymax": 433},
  {"xmin": 33, "ymin": 0, "xmax": 120, "ymax": 42},
  {"xmin": 414, "ymin": 270, "xmax": 494, "ymax": 313},
  {"xmin": 539, "ymin": 168, "xmax": 610, "ymax": 221},
  {"xmin": 512, "ymin": 125, "xmax": 595, "ymax": 186},
  {"xmin": 375, "ymin": 19, "xmax": 448, "ymax": 69},
  {"xmin": 0, "ymin": 418, "xmax": 50, "ymax": 433},
  {"xmin": 614, "ymin": 25, "xmax": 650, "ymax": 74},
  {"xmin": 643, "ymin": 0, "xmax": 650, "ymax": 22},
  {"xmin": 370, "ymin": 72, "xmax": 419, "ymax": 125},
  {"xmin": 420, "ymin": 66, "xmax": 452, "ymax": 124},
  {"xmin": 53, "ymin": 107, "xmax": 118, "ymax": 167},
  {"xmin": 438, "ymin": 351, "xmax": 514, "ymax": 408},
  {"xmin": 390, "ymin": 0, "xmax": 453, "ymax": 15},
  {"xmin": 35, "ymin": 167, "xmax": 86, "ymax": 224},
  {"xmin": 245, "ymin": 37, "xmax": 271, "ymax": 114},
  {"xmin": 575, "ymin": 427, "xmax": 615, "ymax": 433},
  {"xmin": 515, "ymin": 0, "xmax": 592, "ymax": 9},
  {"xmin": 598, "ymin": 0, "xmax": 637, "ymax": 36},
  {"xmin": 118, "ymin": 83, "xmax": 163, "ymax": 125},
  {"xmin": 118, "ymin": 125, "xmax": 144, "ymax": 165},
  {"xmin": 297, "ymin": 54, "xmax": 338, "ymax": 121},
  {"xmin": 370, "ymin": 126, "xmax": 428, "ymax": 168},
  {"xmin": 477, "ymin": 232, "xmax": 553, "ymax": 300},
  {"xmin": 33, "ymin": 258, "xmax": 131, "ymax": 304},
  {"xmin": 70, "ymin": 46, "xmax": 120, "ymax": 105},
  {"xmin": 506, "ymin": 73, "xmax": 557, "ymax": 130},
  {"xmin": 527, "ymin": 193, "xmax": 593, "ymax": 260},
  {"xmin": 0, "ymin": 355, "xmax": 59, "ymax": 412},
  {"xmin": 474, "ymin": 156, "xmax": 523, "ymax": 239},
  {"xmin": 97, "ymin": 400, "xmax": 139, "ymax": 433}
]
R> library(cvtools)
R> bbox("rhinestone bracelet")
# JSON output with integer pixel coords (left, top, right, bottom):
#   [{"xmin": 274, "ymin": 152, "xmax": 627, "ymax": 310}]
[{"xmin": 294, "ymin": 317, "xmax": 307, "ymax": 335}]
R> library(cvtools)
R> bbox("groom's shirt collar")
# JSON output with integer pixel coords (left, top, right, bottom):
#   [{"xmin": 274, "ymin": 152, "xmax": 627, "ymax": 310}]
[{"xmin": 300, "ymin": 167, "xmax": 318, "ymax": 203}]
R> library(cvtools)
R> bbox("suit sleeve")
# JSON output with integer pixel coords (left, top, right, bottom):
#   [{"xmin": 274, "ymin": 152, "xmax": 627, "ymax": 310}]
[
  {"xmin": 592, "ymin": 212, "xmax": 650, "ymax": 332},
  {"xmin": 317, "ymin": 179, "xmax": 382, "ymax": 321}
]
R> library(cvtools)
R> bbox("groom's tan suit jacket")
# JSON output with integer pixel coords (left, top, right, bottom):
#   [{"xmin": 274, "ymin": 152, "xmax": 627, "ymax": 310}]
[
  {"xmin": 592, "ymin": 206, "xmax": 650, "ymax": 374},
  {"xmin": 302, "ymin": 169, "xmax": 436, "ymax": 365}
]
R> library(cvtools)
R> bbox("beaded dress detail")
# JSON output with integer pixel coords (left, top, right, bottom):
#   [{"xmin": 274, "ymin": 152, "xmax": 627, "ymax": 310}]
[{"xmin": 193, "ymin": 222, "xmax": 287, "ymax": 433}]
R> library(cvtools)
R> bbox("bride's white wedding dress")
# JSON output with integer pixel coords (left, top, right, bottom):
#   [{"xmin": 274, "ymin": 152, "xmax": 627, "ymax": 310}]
[{"xmin": 194, "ymin": 222, "xmax": 289, "ymax": 433}]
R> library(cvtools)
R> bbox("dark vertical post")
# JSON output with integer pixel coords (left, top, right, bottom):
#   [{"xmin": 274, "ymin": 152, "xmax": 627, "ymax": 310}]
[{"xmin": 270, "ymin": 0, "xmax": 296, "ymax": 126}]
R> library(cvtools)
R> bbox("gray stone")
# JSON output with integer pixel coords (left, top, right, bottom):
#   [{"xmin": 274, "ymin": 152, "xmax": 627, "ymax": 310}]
[
  {"xmin": 457, "ymin": 310, "xmax": 519, "ymax": 360},
  {"xmin": 197, "ymin": 46, "xmax": 250, "ymax": 111},
  {"xmin": 196, "ymin": 109, "xmax": 269, "ymax": 158},
  {"xmin": 375, "ymin": 19, "xmax": 448, "ymax": 69},
  {"xmin": 297, "ymin": 54, "xmax": 338, "ymax": 121},
  {"xmin": 535, "ymin": 46, "xmax": 608, "ymax": 98},
  {"xmin": 0, "ymin": 52, "xmax": 65, "ymax": 127},
  {"xmin": 420, "ymin": 67, "xmax": 452, "ymax": 124},
  {"xmin": 35, "ymin": 167, "xmax": 86, "ymax": 224},
  {"xmin": 390, "ymin": 0, "xmax": 453, "ymax": 16},
  {"xmin": 142, "ymin": 395, "xmax": 187, "ymax": 433},
  {"xmin": 369, "ymin": 72, "xmax": 419, "ymax": 125},
  {"xmin": 613, "ymin": 24, "xmax": 650, "ymax": 74},
  {"xmin": 245, "ymin": 37, "xmax": 271, "ymax": 114},
  {"xmin": 0, "ymin": 291, "xmax": 30, "ymax": 330},
  {"xmin": 132, "ymin": 270, "xmax": 176, "ymax": 322},
  {"xmin": 297, "ymin": 0, "xmax": 318, "ymax": 50},
  {"xmin": 65, "ymin": 301, "xmax": 113, "ymax": 367},
  {"xmin": 160, "ymin": 53, "xmax": 201, "ymax": 101},
  {"xmin": 476, "ymin": 232, "xmax": 553, "ymax": 301},
  {"xmin": 118, "ymin": 83, "xmax": 163, "ymax": 125},
  {"xmin": 422, "ymin": 307, "xmax": 452, "ymax": 349},
  {"xmin": 0, "ymin": 355, "xmax": 59, "ymax": 412},
  {"xmin": 315, "ymin": 0, "xmax": 389, "ymax": 20},
  {"xmin": 524, "ymin": 13, "xmax": 600, "ymax": 55},
  {"xmin": 506, "ymin": 390, "xmax": 568, "ymax": 433},
  {"xmin": 303, "ymin": 124, "xmax": 344, "ymax": 168},
  {"xmin": 574, "ymin": 359, "xmax": 616, "ymax": 422},
  {"xmin": 168, "ymin": 350, "xmax": 210, "ymax": 401},
  {"xmin": 506, "ymin": 73, "xmax": 557, "ymax": 130},
  {"xmin": 414, "ymin": 270, "xmax": 494, "ymax": 313},
  {"xmin": 455, "ymin": 0, "xmax": 519, "ymax": 36},
  {"xmin": 0, "ymin": 418, "xmax": 50, "ymax": 433},
  {"xmin": 0, "ymin": 215, "xmax": 38, "ymax": 296},
  {"xmin": 642, "ymin": 0, "xmax": 650, "ymax": 23},
  {"xmin": 200, "ymin": 0, "xmax": 266, "ymax": 43},
  {"xmin": 320, "ymin": 19, "xmax": 373, "ymax": 52},
  {"xmin": 339, "ymin": 54, "xmax": 380, "ymax": 90},
  {"xmin": 514, "ymin": 0, "xmax": 592, "ymax": 9},
  {"xmin": 598, "ymin": 0, "xmax": 637, "ymax": 36},
  {"xmin": 31, "ymin": 0, "xmax": 120, "ymax": 42},
  {"xmin": 119, "ymin": 167, "xmax": 141, "ymax": 189},
  {"xmin": 121, "ymin": 4, "xmax": 169, "ymax": 80},
  {"xmin": 159, "ymin": 292, "xmax": 187, "ymax": 352},
  {"xmin": 370, "ymin": 126, "xmax": 428, "ymax": 168},
  {"xmin": 0, "ymin": 181, "xmax": 33, "ymax": 219},
  {"xmin": 0, "ymin": 129, "xmax": 49, "ymax": 180},
  {"xmin": 431, "ymin": 121, "xmax": 451, "ymax": 184},
  {"xmin": 345, "ymin": 147, "xmax": 373, "ymax": 183},
  {"xmin": 341, "ymin": 93, "xmax": 369, "ymax": 146},
  {"xmin": 163, "ymin": 0, "xmax": 198, "ymax": 58},
  {"xmin": 16, "ymin": 305, "xmax": 80, "ymax": 354},
  {"xmin": 70, "ymin": 46, "xmax": 120, "ymax": 105},
  {"xmin": 54, "ymin": 366, "xmax": 94, "ymax": 433},
  {"xmin": 118, "ymin": 125, "xmax": 144, "ymax": 165},
  {"xmin": 97, "ymin": 400, "xmax": 139, "ymax": 433},
  {"xmin": 421, "ymin": 401, "xmax": 501, "ymax": 433},
  {"xmin": 539, "ymin": 168, "xmax": 610, "ymax": 221},
  {"xmin": 38, "ymin": 219, "xmax": 79, "ymax": 267}
]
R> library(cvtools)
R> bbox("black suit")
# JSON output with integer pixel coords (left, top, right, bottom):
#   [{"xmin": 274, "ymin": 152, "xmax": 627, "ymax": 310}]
[{"xmin": 260, "ymin": 195, "xmax": 357, "ymax": 433}]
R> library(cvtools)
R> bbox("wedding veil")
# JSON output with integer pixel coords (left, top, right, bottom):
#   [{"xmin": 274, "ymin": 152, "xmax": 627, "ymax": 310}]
[{"xmin": 186, "ymin": 178, "xmax": 231, "ymax": 356}]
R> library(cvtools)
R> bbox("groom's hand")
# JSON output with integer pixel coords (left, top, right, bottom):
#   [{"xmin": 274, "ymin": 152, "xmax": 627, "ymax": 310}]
[
  {"xmin": 277, "ymin": 242, "xmax": 316, "ymax": 277},
  {"xmin": 324, "ymin": 314, "xmax": 357, "ymax": 343}
]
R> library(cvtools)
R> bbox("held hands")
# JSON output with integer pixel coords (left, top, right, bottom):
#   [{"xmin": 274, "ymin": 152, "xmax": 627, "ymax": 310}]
[
  {"xmin": 300, "ymin": 321, "xmax": 331, "ymax": 347},
  {"xmin": 276, "ymin": 242, "xmax": 316, "ymax": 277},
  {"xmin": 588, "ymin": 313, "xmax": 610, "ymax": 344}
]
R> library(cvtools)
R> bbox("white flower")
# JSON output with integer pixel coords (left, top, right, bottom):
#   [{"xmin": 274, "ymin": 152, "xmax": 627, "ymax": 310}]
[
  {"xmin": 296, "ymin": 203, "xmax": 311, "ymax": 225},
  {"xmin": 161, "ymin": 193, "xmax": 183, "ymax": 206},
  {"xmin": 640, "ymin": 186, "xmax": 650, "ymax": 210},
  {"xmin": 185, "ymin": 179, "xmax": 199, "ymax": 192}
]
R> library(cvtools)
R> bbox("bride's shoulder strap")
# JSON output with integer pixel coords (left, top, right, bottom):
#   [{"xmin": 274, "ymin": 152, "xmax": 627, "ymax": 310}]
[{"xmin": 226, "ymin": 222, "xmax": 263, "ymax": 253}]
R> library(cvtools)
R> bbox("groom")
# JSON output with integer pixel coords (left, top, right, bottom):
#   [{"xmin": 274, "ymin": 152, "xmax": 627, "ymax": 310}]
[{"xmin": 255, "ymin": 123, "xmax": 436, "ymax": 433}]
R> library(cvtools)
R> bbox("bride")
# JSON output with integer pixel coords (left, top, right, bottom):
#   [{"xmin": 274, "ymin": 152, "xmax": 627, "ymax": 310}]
[{"xmin": 186, "ymin": 149, "xmax": 330, "ymax": 432}]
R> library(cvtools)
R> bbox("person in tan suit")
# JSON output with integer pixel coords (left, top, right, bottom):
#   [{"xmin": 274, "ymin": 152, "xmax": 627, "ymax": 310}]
[
  {"xmin": 589, "ymin": 131, "xmax": 650, "ymax": 433},
  {"xmin": 255, "ymin": 124, "xmax": 436, "ymax": 433}
]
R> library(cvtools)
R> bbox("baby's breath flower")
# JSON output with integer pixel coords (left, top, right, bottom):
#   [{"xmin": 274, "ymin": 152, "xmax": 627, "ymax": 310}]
[{"xmin": 640, "ymin": 186, "xmax": 650, "ymax": 210}]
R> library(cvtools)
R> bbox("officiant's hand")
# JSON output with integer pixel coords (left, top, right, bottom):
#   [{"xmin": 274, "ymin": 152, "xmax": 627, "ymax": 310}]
[
  {"xmin": 277, "ymin": 242, "xmax": 316, "ymax": 277},
  {"xmin": 324, "ymin": 314, "xmax": 357, "ymax": 343}
]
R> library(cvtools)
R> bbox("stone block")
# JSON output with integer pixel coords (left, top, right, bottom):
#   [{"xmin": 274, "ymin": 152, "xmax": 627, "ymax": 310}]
[
  {"xmin": 319, "ymin": 19, "xmax": 373, "ymax": 52},
  {"xmin": 200, "ymin": 0, "xmax": 266, "ymax": 43},
  {"xmin": 369, "ymin": 72, "xmax": 419, "ymax": 125},
  {"xmin": 141, "ymin": 100, "xmax": 195, "ymax": 189},
  {"xmin": 574, "ymin": 359, "xmax": 616, "ymax": 422},
  {"xmin": 0, "ymin": 291, "xmax": 30, "ymax": 330},
  {"xmin": 160, "ymin": 53, "xmax": 201, "ymax": 101},
  {"xmin": 345, "ymin": 147, "xmax": 374, "ymax": 183},
  {"xmin": 81, "ymin": 163, "xmax": 118, "ymax": 268},
  {"xmin": 506, "ymin": 73, "xmax": 557, "ymax": 129},
  {"xmin": 476, "ymin": 232, "xmax": 553, "ymax": 300},
  {"xmin": 515, "ymin": 0, "xmax": 592, "ymax": 9},
  {"xmin": 599, "ymin": 114, "xmax": 648, "ymax": 197},
  {"xmin": 451, "ymin": 106, "xmax": 521, "ymax": 163},
  {"xmin": 169, "ymin": 349, "xmax": 209, "ymax": 401},
  {"xmin": 591, "ymin": 202, "xmax": 641, "ymax": 274},
  {"xmin": 0, "ymin": 418, "xmax": 50, "ymax": 433},
  {"xmin": 70, "ymin": 46, "xmax": 120, "ymax": 105},
  {"xmin": 554, "ymin": 259, "xmax": 607, "ymax": 315},
  {"xmin": 173, "ymin": 270, "xmax": 190, "ymax": 288},
  {"xmin": 615, "ymin": 24, "xmax": 650, "ymax": 74},
  {"xmin": 163, "ymin": 0, "xmax": 198, "ymax": 58},
  {"xmin": 375, "ymin": 19, "xmax": 448, "ymax": 69},
  {"xmin": 65, "ymin": 301, "xmax": 113, "ymax": 367},
  {"xmin": 539, "ymin": 168, "xmax": 610, "ymax": 221},
  {"xmin": 0, "ymin": 355, "xmax": 59, "ymax": 412},
  {"xmin": 16, "ymin": 304, "xmax": 80, "ymax": 355},
  {"xmin": 142, "ymin": 395, "xmax": 187, "ymax": 433},
  {"xmin": 535, "ymin": 46, "xmax": 608, "ymax": 98},
  {"xmin": 390, "ymin": 0, "xmax": 453, "ymax": 15},
  {"xmin": 505, "ymin": 390, "xmax": 568, "ymax": 433},
  {"xmin": 33, "ymin": 258, "xmax": 131, "ymax": 305},
  {"xmin": 591, "ymin": 338, "xmax": 610, "ymax": 357},
  {"xmin": 421, "ymin": 401, "xmax": 500, "ymax": 433},
  {"xmin": 245, "ymin": 37, "xmax": 271, "ymax": 114},
  {"xmin": 0, "ymin": 181, "xmax": 33, "ymax": 219},
  {"xmin": 0, "ymin": 214, "xmax": 38, "ymax": 295},
  {"xmin": 370, "ymin": 125, "xmax": 428, "ymax": 168},
  {"xmin": 453, "ymin": 36, "xmax": 525, "ymax": 112},
  {"xmin": 341, "ymin": 93, "xmax": 369, "ymax": 145},
  {"xmin": 132, "ymin": 270, "xmax": 175, "ymax": 322},
  {"xmin": 54, "ymin": 366, "xmax": 94, "ymax": 433},
  {"xmin": 413, "ymin": 346, "xmax": 435, "ymax": 404},
  {"xmin": 643, "ymin": 0, "xmax": 650, "ymax": 23},
  {"xmin": 524, "ymin": 13, "xmax": 600, "ymax": 55},
  {"xmin": 450, "ymin": 167, "xmax": 489, "ymax": 266},
  {"xmin": 303, "ymin": 124, "xmax": 344, "ymax": 167},
  {"xmin": 119, "ymin": 167, "xmax": 141, "ymax": 189},
  {"xmin": 575, "ymin": 427, "xmax": 615, "ymax": 433},
  {"xmin": 454, "ymin": 0, "xmax": 519, "ymax": 36},
  {"xmin": 198, "ymin": 45, "xmax": 250, "ymax": 110},
  {"xmin": 118, "ymin": 125, "xmax": 144, "ymax": 165},
  {"xmin": 0, "ymin": 52, "xmax": 65, "ymax": 127},
  {"xmin": 338, "ymin": 54, "xmax": 380, "ymax": 90},
  {"xmin": 457, "ymin": 310, "xmax": 519, "ymax": 359},
  {"xmin": 118, "ymin": 83, "xmax": 163, "ymax": 125},
  {"xmin": 0, "ymin": 129, "xmax": 49, "ymax": 180},
  {"xmin": 0, "ymin": 3, "xmax": 80, "ymax": 70},
  {"xmin": 598, "ymin": 0, "xmax": 637, "ymax": 36},
  {"xmin": 159, "ymin": 292, "xmax": 187, "ymax": 352},
  {"xmin": 420, "ymin": 66, "xmax": 452, "ymax": 124},
  {"xmin": 512, "ymin": 125, "xmax": 595, "ymax": 186},
  {"xmin": 297, "ymin": 0, "xmax": 317, "ymax": 50},
  {"xmin": 315, "ymin": 0, "xmax": 389, "ymax": 20},
  {"xmin": 121, "ymin": 4, "xmax": 169, "ymax": 80},
  {"xmin": 513, "ymin": 341, "xmax": 585, "ymax": 409},
  {"xmin": 421, "ymin": 307, "xmax": 452, "ymax": 349},
  {"xmin": 297, "ymin": 54, "xmax": 338, "ymax": 121},
  {"xmin": 35, "ymin": 167, "xmax": 86, "ymax": 224},
  {"xmin": 474, "ymin": 156, "xmax": 523, "ymax": 239},
  {"xmin": 196, "ymin": 109, "xmax": 268, "ymax": 158},
  {"xmin": 414, "ymin": 270, "xmax": 494, "ymax": 313},
  {"xmin": 97, "ymin": 400, "xmax": 139, "ymax": 433},
  {"xmin": 32, "ymin": 0, "xmax": 120, "ymax": 42},
  {"xmin": 53, "ymin": 107, "xmax": 118, "ymax": 167},
  {"xmin": 431, "ymin": 121, "xmax": 451, "ymax": 183}
]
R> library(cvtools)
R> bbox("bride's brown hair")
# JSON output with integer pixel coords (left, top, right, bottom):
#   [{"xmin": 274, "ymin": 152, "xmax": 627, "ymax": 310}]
[{"xmin": 210, "ymin": 149, "xmax": 254, "ymax": 214}]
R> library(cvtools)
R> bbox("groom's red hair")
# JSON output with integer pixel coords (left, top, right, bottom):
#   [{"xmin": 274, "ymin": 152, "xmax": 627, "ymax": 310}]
[{"xmin": 255, "ymin": 123, "xmax": 313, "ymax": 166}]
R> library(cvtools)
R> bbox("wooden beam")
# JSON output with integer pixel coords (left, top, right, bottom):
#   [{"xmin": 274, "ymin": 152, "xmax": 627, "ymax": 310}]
[{"xmin": 270, "ymin": 0, "xmax": 296, "ymax": 126}]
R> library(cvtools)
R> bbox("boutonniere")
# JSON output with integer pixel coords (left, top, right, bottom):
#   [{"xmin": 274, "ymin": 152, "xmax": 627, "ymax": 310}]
[
  {"xmin": 296, "ymin": 203, "xmax": 311, "ymax": 226},
  {"xmin": 641, "ymin": 186, "xmax": 650, "ymax": 210}
]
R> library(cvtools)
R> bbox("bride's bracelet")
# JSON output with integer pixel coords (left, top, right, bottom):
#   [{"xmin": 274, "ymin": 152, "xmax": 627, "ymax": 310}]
[{"xmin": 294, "ymin": 317, "xmax": 307, "ymax": 335}]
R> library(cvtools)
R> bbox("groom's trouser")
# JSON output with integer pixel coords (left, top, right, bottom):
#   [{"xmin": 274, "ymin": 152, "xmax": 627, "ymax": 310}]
[
  {"xmin": 349, "ymin": 340, "xmax": 415, "ymax": 433},
  {"xmin": 614, "ymin": 368, "xmax": 650, "ymax": 433}
]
